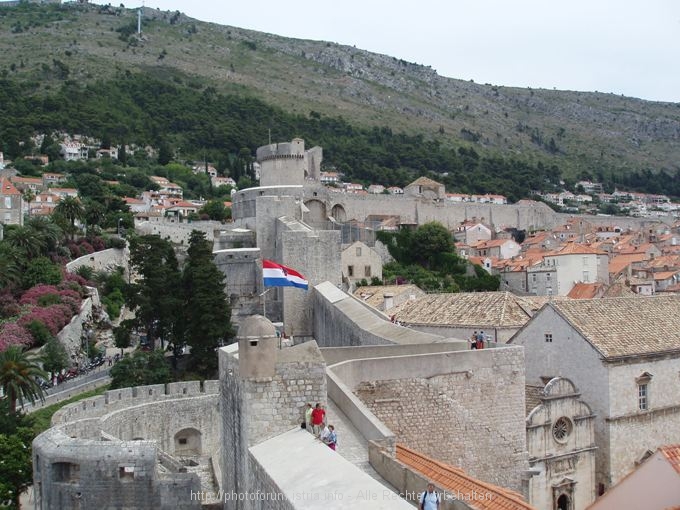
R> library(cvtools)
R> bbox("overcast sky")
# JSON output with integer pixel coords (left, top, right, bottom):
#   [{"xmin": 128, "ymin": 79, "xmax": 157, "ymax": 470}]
[{"xmin": 106, "ymin": 0, "xmax": 680, "ymax": 103}]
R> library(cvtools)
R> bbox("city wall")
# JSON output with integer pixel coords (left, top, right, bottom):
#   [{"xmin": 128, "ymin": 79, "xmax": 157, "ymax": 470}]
[
  {"xmin": 65, "ymin": 247, "xmax": 127, "ymax": 274},
  {"xmin": 34, "ymin": 381, "xmax": 220, "ymax": 510},
  {"xmin": 328, "ymin": 347, "xmax": 528, "ymax": 493},
  {"xmin": 313, "ymin": 281, "xmax": 453, "ymax": 347},
  {"xmin": 136, "ymin": 219, "xmax": 222, "ymax": 244}
]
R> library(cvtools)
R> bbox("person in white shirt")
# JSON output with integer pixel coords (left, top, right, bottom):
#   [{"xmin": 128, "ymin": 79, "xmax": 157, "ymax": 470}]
[
  {"xmin": 319, "ymin": 424, "xmax": 330, "ymax": 442},
  {"xmin": 420, "ymin": 483, "xmax": 440, "ymax": 510}
]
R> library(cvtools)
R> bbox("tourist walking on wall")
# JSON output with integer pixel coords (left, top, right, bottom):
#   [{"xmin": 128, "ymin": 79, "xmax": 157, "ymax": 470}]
[
  {"xmin": 311, "ymin": 403, "xmax": 326, "ymax": 437},
  {"xmin": 476, "ymin": 331, "xmax": 485, "ymax": 349},
  {"xmin": 419, "ymin": 483, "xmax": 440, "ymax": 510},
  {"xmin": 470, "ymin": 331, "xmax": 478, "ymax": 349},
  {"xmin": 323, "ymin": 425, "xmax": 337, "ymax": 451}
]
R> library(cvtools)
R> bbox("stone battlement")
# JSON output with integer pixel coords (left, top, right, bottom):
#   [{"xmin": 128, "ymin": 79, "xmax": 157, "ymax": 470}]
[{"xmin": 52, "ymin": 380, "xmax": 219, "ymax": 426}]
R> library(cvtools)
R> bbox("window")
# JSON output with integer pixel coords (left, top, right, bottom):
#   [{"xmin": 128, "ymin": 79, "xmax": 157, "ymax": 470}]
[
  {"xmin": 4, "ymin": 197, "xmax": 11, "ymax": 208},
  {"xmin": 546, "ymin": 273, "xmax": 551, "ymax": 280},
  {"xmin": 364, "ymin": 265, "xmax": 371, "ymax": 277},
  {"xmin": 347, "ymin": 265, "xmax": 354, "ymax": 277},
  {"xmin": 638, "ymin": 384, "xmax": 648, "ymax": 410},
  {"xmin": 582, "ymin": 256, "xmax": 588, "ymax": 267},
  {"xmin": 545, "ymin": 333, "xmax": 553, "ymax": 343},
  {"xmin": 583, "ymin": 270, "xmax": 590, "ymax": 282},
  {"xmin": 356, "ymin": 247, "xmax": 362, "ymax": 257},
  {"xmin": 552, "ymin": 417, "xmax": 573, "ymax": 443}
]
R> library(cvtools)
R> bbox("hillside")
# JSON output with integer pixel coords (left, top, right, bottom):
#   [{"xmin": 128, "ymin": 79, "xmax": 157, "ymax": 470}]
[{"xmin": 1, "ymin": 2, "xmax": 680, "ymax": 183}]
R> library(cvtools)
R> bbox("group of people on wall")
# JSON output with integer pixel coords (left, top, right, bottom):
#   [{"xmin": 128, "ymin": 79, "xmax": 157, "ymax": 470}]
[{"xmin": 303, "ymin": 403, "xmax": 337, "ymax": 450}]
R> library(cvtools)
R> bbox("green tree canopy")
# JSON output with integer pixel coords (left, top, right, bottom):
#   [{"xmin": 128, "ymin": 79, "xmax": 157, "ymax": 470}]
[
  {"xmin": 109, "ymin": 350, "xmax": 171, "ymax": 389},
  {"xmin": 127, "ymin": 235, "xmax": 182, "ymax": 349},
  {"xmin": 182, "ymin": 230, "xmax": 234, "ymax": 376},
  {"xmin": 0, "ymin": 346, "xmax": 47, "ymax": 414}
]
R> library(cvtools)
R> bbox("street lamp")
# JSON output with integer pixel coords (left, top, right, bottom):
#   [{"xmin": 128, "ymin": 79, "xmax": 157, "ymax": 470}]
[{"xmin": 117, "ymin": 217, "xmax": 123, "ymax": 237}]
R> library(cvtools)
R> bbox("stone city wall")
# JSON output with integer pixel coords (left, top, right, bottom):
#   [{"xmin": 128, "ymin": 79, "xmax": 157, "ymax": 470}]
[
  {"xmin": 330, "ymin": 347, "xmax": 528, "ymax": 493},
  {"xmin": 313, "ymin": 281, "xmax": 450, "ymax": 347},
  {"xmin": 57, "ymin": 295, "xmax": 95, "ymax": 361},
  {"xmin": 52, "ymin": 380, "xmax": 219, "ymax": 425},
  {"xmin": 65, "ymin": 247, "xmax": 127, "ymax": 274},
  {"xmin": 135, "ymin": 220, "xmax": 221, "ymax": 244},
  {"xmin": 33, "ymin": 427, "xmax": 201, "ymax": 510}
]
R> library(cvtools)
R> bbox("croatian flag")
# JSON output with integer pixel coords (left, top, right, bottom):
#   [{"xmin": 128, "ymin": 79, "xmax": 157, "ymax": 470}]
[{"xmin": 262, "ymin": 260, "xmax": 309, "ymax": 290}]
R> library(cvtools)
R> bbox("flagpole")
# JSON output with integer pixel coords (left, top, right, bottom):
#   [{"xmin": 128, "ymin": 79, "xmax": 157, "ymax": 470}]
[{"xmin": 259, "ymin": 288, "xmax": 271, "ymax": 319}]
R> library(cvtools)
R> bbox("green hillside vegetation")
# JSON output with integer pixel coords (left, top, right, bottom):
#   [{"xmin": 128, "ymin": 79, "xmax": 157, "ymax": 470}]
[{"xmin": 0, "ymin": 3, "xmax": 679, "ymax": 197}]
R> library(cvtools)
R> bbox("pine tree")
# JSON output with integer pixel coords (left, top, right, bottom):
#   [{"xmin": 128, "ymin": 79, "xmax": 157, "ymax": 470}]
[
  {"xmin": 127, "ymin": 235, "xmax": 182, "ymax": 350},
  {"xmin": 182, "ymin": 230, "xmax": 234, "ymax": 376}
]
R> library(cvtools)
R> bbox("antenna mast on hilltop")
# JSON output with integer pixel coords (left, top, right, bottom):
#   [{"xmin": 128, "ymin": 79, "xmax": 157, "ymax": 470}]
[{"xmin": 137, "ymin": 3, "xmax": 143, "ymax": 35}]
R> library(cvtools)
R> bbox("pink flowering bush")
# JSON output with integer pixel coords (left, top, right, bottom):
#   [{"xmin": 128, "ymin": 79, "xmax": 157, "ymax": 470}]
[
  {"xmin": 0, "ymin": 293, "xmax": 21, "ymax": 320},
  {"xmin": 63, "ymin": 272, "xmax": 92, "ymax": 288},
  {"xmin": 0, "ymin": 322, "xmax": 33, "ymax": 351},
  {"xmin": 19, "ymin": 285, "xmax": 61, "ymax": 306},
  {"xmin": 18, "ymin": 304, "xmax": 73, "ymax": 337}
]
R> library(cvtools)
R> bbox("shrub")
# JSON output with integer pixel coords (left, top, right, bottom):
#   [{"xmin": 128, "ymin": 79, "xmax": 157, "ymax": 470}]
[
  {"xmin": 37, "ymin": 293, "xmax": 61, "ymax": 307},
  {"xmin": 23, "ymin": 257, "xmax": 63, "ymax": 288},
  {"xmin": 75, "ymin": 265, "xmax": 94, "ymax": 281},
  {"xmin": 0, "ymin": 293, "xmax": 20, "ymax": 319},
  {"xmin": 26, "ymin": 320, "xmax": 52, "ymax": 346},
  {"xmin": 107, "ymin": 237, "xmax": 126, "ymax": 249},
  {"xmin": 0, "ymin": 322, "xmax": 33, "ymax": 351},
  {"xmin": 78, "ymin": 241, "xmax": 94, "ymax": 254}
]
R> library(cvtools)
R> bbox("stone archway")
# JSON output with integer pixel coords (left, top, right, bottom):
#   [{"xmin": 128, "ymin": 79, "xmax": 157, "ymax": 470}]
[
  {"xmin": 331, "ymin": 204, "xmax": 347, "ymax": 222},
  {"xmin": 303, "ymin": 199, "xmax": 327, "ymax": 224},
  {"xmin": 556, "ymin": 494, "xmax": 570, "ymax": 510},
  {"xmin": 174, "ymin": 428, "xmax": 202, "ymax": 456}
]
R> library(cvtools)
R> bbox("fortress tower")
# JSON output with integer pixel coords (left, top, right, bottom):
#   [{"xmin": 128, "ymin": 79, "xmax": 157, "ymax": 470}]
[{"xmin": 256, "ymin": 138, "xmax": 322, "ymax": 186}]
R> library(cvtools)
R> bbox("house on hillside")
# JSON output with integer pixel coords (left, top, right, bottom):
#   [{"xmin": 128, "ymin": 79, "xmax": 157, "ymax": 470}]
[
  {"xmin": 0, "ymin": 178, "xmax": 23, "ymax": 225},
  {"xmin": 404, "ymin": 176, "xmax": 445, "ymax": 201},
  {"xmin": 470, "ymin": 238, "xmax": 521, "ymax": 259},
  {"xmin": 510, "ymin": 295, "xmax": 680, "ymax": 494},
  {"xmin": 534, "ymin": 243, "xmax": 609, "ymax": 296}
]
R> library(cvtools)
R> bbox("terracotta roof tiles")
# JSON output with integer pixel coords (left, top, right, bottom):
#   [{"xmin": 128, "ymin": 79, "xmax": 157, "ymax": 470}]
[
  {"xmin": 550, "ymin": 295, "xmax": 680, "ymax": 358},
  {"xmin": 393, "ymin": 291, "xmax": 541, "ymax": 328},
  {"xmin": 397, "ymin": 445, "xmax": 536, "ymax": 510},
  {"xmin": 659, "ymin": 445, "xmax": 680, "ymax": 475}
]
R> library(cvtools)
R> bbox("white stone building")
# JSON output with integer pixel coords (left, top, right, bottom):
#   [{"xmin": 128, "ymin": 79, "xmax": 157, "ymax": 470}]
[
  {"xmin": 535, "ymin": 243, "xmax": 609, "ymax": 296},
  {"xmin": 526, "ymin": 377, "xmax": 596, "ymax": 510},
  {"xmin": 510, "ymin": 295, "xmax": 680, "ymax": 494},
  {"xmin": 341, "ymin": 241, "xmax": 382, "ymax": 284}
]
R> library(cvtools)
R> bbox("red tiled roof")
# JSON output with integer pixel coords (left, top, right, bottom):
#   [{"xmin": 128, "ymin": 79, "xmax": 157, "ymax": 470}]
[
  {"xmin": 396, "ymin": 445, "xmax": 536, "ymax": 510},
  {"xmin": 567, "ymin": 282, "xmax": 603, "ymax": 299},
  {"xmin": 659, "ymin": 445, "xmax": 680, "ymax": 475},
  {"xmin": 0, "ymin": 178, "xmax": 20, "ymax": 195},
  {"xmin": 550, "ymin": 242, "xmax": 606, "ymax": 256}
]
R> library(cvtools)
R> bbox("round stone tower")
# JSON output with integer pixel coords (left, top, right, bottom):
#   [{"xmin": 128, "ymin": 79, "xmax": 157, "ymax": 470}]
[{"xmin": 256, "ymin": 138, "xmax": 306, "ymax": 187}]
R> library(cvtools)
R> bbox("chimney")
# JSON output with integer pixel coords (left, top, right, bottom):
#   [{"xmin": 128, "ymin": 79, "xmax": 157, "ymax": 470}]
[{"xmin": 383, "ymin": 293, "xmax": 395, "ymax": 311}]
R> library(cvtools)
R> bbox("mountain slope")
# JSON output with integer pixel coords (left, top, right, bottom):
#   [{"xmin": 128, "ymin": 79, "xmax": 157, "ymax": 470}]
[{"xmin": 1, "ymin": 2, "xmax": 679, "ymax": 179}]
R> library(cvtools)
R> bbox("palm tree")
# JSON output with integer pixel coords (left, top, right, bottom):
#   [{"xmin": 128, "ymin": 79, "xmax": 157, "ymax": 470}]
[
  {"xmin": 0, "ymin": 243, "xmax": 22, "ymax": 289},
  {"xmin": 4, "ymin": 225, "xmax": 44, "ymax": 259},
  {"xmin": 26, "ymin": 216, "xmax": 63, "ymax": 253},
  {"xmin": 0, "ymin": 346, "xmax": 47, "ymax": 414},
  {"xmin": 22, "ymin": 189, "xmax": 35, "ymax": 218},
  {"xmin": 54, "ymin": 196, "xmax": 84, "ymax": 240}
]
